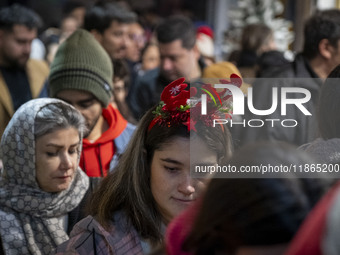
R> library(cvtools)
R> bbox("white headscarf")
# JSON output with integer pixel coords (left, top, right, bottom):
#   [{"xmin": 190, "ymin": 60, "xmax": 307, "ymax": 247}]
[{"xmin": 0, "ymin": 98, "xmax": 89, "ymax": 254}]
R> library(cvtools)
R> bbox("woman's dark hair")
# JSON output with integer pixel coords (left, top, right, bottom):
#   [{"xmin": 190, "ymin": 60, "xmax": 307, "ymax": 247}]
[
  {"xmin": 318, "ymin": 64, "xmax": 340, "ymax": 139},
  {"xmin": 183, "ymin": 141, "xmax": 328, "ymax": 255},
  {"xmin": 241, "ymin": 23, "xmax": 273, "ymax": 54},
  {"xmin": 62, "ymin": 1, "xmax": 86, "ymax": 17},
  {"xmin": 88, "ymin": 104, "xmax": 232, "ymax": 244}
]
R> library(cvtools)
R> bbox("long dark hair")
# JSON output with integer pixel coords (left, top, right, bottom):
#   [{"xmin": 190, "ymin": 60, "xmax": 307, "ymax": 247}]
[{"xmin": 88, "ymin": 105, "xmax": 232, "ymax": 244}]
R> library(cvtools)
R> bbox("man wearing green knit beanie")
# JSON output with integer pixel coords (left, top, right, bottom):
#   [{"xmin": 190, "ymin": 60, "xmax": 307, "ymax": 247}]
[{"xmin": 49, "ymin": 29, "xmax": 135, "ymax": 190}]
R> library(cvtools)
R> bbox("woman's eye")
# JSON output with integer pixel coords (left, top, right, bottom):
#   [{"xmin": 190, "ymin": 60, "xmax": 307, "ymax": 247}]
[
  {"xmin": 46, "ymin": 152, "xmax": 57, "ymax": 157},
  {"xmin": 164, "ymin": 166, "xmax": 178, "ymax": 172}
]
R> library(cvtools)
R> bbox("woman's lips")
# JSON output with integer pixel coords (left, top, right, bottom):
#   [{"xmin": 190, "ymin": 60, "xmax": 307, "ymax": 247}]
[
  {"xmin": 172, "ymin": 198, "xmax": 195, "ymax": 203},
  {"xmin": 56, "ymin": 175, "xmax": 71, "ymax": 179}
]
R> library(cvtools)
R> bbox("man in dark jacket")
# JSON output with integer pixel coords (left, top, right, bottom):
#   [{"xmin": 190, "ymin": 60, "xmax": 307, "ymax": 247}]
[
  {"xmin": 128, "ymin": 15, "xmax": 204, "ymax": 120},
  {"xmin": 232, "ymin": 9, "xmax": 340, "ymax": 148}
]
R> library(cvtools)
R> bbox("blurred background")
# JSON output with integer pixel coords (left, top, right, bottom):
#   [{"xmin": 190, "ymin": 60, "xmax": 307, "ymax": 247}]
[{"xmin": 2, "ymin": 0, "xmax": 340, "ymax": 62}]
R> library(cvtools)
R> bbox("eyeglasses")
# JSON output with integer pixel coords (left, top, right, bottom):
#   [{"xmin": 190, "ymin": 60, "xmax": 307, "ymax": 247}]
[{"xmin": 129, "ymin": 33, "xmax": 146, "ymax": 45}]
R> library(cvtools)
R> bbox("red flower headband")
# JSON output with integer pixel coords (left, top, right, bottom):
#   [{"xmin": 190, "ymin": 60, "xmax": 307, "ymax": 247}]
[{"xmin": 148, "ymin": 74, "xmax": 242, "ymax": 132}]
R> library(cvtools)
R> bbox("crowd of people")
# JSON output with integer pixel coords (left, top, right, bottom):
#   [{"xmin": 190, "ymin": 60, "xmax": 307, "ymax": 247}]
[{"xmin": 1, "ymin": 1, "xmax": 340, "ymax": 254}]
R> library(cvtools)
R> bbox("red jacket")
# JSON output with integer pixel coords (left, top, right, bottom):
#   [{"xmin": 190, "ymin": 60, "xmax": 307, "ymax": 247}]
[
  {"xmin": 285, "ymin": 181, "xmax": 340, "ymax": 255},
  {"xmin": 79, "ymin": 104, "xmax": 128, "ymax": 177},
  {"xmin": 166, "ymin": 199, "xmax": 203, "ymax": 255}
]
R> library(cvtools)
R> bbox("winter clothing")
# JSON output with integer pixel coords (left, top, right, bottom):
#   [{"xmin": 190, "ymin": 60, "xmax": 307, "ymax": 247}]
[
  {"xmin": 196, "ymin": 33, "xmax": 214, "ymax": 59},
  {"xmin": 0, "ymin": 98, "xmax": 89, "ymax": 255},
  {"xmin": 299, "ymin": 138, "xmax": 340, "ymax": 164},
  {"xmin": 49, "ymin": 29, "xmax": 113, "ymax": 107},
  {"xmin": 0, "ymin": 59, "xmax": 49, "ymax": 138},
  {"xmin": 323, "ymin": 184, "xmax": 340, "ymax": 255},
  {"xmin": 48, "ymin": 28, "xmax": 135, "ymax": 190},
  {"xmin": 257, "ymin": 50, "xmax": 290, "ymax": 77},
  {"xmin": 56, "ymin": 212, "xmax": 148, "ymax": 255},
  {"xmin": 285, "ymin": 181, "xmax": 340, "ymax": 255},
  {"xmin": 127, "ymin": 68, "xmax": 166, "ymax": 120},
  {"xmin": 166, "ymin": 200, "xmax": 201, "ymax": 255},
  {"xmin": 231, "ymin": 54, "xmax": 322, "ymax": 148},
  {"xmin": 202, "ymin": 61, "xmax": 241, "ymax": 78},
  {"xmin": 237, "ymin": 50, "xmax": 258, "ymax": 68},
  {"xmin": 128, "ymin": 57, "xmax": 206, "ymax": 120},
  {"xmin": 201, "ymin": 61, "xmax": 249, "ymax": 94},
  {"xmin": 79, "ymin": 104, "xmax": 135, "ymax": 179},
  {"xmin": 166, "ymin": 177, "xmax": 323, "ymax": 255}
]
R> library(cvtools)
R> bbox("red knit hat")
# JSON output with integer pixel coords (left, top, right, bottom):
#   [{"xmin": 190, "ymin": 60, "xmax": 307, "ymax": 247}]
[{"xmin": 197, "ymin": 25, "xmax": 214, "ymax": 39}]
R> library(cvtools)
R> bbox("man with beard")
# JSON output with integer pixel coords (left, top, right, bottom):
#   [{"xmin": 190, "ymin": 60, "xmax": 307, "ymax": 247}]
[
  {"xmin": 49, "ymin": 29, "xmax": 135, "ymax": 191},
  {"xmin": 0, "ymin": 4, "xmax": 49, "ymax": 138},
  {"xmin": 84, "ymin": 2, "xmax": 136, "ymax": 60}
]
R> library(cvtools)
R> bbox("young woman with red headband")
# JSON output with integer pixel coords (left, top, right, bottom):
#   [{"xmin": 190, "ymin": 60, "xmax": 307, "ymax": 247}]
[{"xmin": 56, "ymin": 77, "xmax": 235, "ymax": 254}]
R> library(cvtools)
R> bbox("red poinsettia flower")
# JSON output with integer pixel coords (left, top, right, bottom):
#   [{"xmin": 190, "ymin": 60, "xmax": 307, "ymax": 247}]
[
  {"xmin": 161, "ymin": 77, "xmax": 190, "ymax": 110},
  {"xmin": 183, "ymin": 118, "xmax": 197, "ymax": 132},
  {"xmin": 219, "ymin": 73, "xmax": 242, "ymax": 100},
  {"xmin": 219, "ymin": 73, "xmax": 242, "ymax": 88},
  {"xmin": 148, "ymin": 115, "xmax": 162, "ymax": 132}
]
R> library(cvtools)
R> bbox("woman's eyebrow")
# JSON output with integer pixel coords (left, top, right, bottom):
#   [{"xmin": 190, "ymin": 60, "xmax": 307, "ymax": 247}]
[
  {"xmin": 160, "ymin": 158, "xmax": 183, "ymax": 165},
  {"xmin": 45, "ymin": 142, "xmax": 79, "ymax": 148}
]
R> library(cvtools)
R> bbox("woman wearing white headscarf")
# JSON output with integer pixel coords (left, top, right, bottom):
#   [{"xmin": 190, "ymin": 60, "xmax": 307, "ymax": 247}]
[{"xmin": 0, "ymin": 98, "xmax": 89, "ymax": 254}]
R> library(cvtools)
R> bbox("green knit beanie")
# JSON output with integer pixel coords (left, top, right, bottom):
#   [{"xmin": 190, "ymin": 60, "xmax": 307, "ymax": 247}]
[{"xmin": 49, "ymin": 29, "xmax": 113, "ymax": 107}]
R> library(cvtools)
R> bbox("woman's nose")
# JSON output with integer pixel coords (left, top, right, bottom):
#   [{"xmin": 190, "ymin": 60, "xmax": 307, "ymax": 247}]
[{"xmin": 178, "ymin": 173, "xmax": 195, "ymax": 196}]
